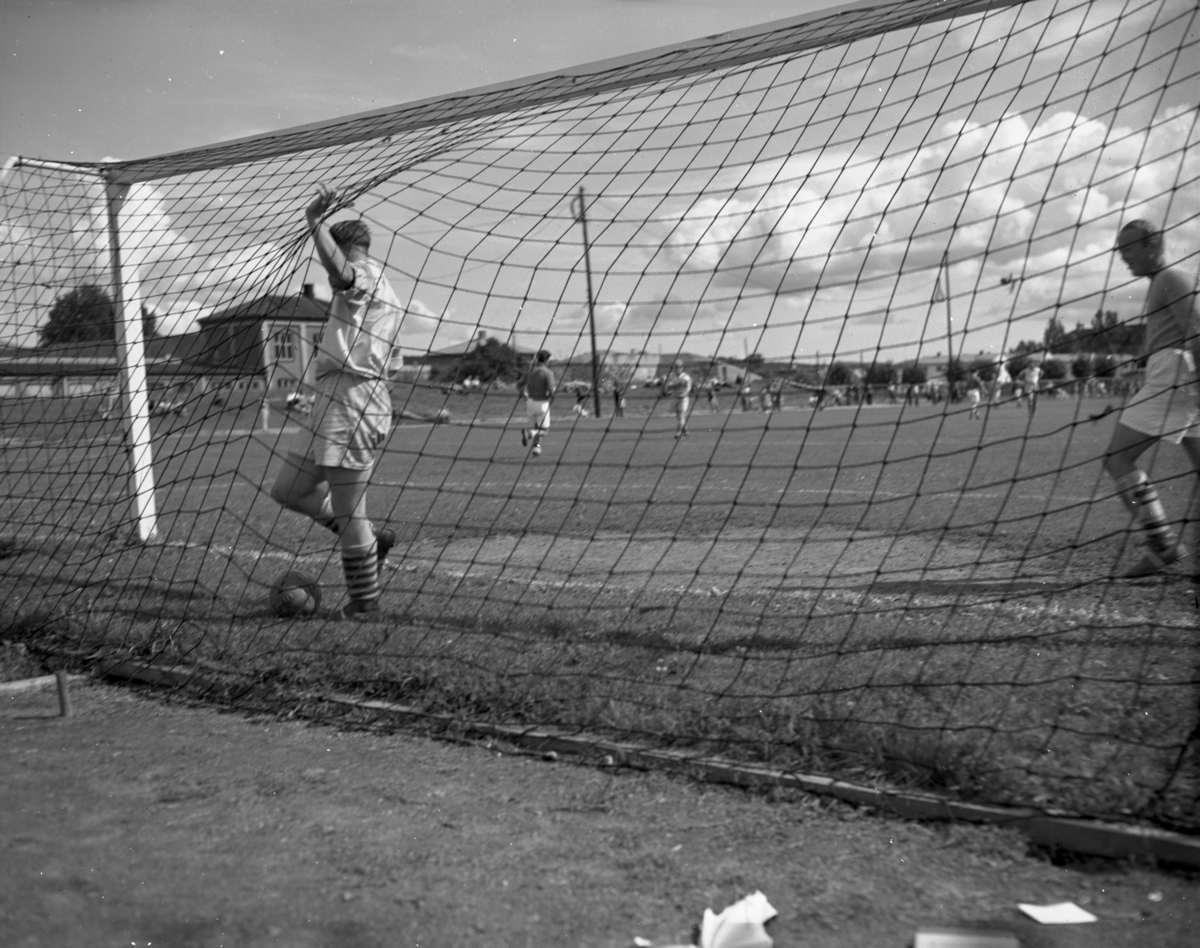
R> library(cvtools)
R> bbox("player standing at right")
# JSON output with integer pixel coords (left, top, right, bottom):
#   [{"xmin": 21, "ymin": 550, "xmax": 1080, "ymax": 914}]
[
  {"xmin": 1104, "ymin": 220, "xmax": 1200, "ymax": 578},
  {"xmin": 520, "ymin": 349, "xmax": 556, "ymax": 457}
]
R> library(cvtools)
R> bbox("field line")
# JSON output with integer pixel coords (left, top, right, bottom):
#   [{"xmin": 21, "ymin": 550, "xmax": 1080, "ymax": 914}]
[{"xmin": 148, "ymin": 535, "xmax": 1183, "ymax": 628}]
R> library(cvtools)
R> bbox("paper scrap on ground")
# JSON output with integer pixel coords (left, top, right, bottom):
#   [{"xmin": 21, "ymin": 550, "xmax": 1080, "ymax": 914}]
[
  {"xmin": 699, "ymin": 890, "xmax": 778, "ymax": 948},
  {"xmin": 1017, "ymin": 902, "xmax": 1098, "ymax": 924}
]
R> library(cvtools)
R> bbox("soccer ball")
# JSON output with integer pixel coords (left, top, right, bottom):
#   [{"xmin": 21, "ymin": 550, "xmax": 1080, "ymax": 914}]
[{"xmin": 270, "ymin": 570, "xmax": 322, "ymax": 617}]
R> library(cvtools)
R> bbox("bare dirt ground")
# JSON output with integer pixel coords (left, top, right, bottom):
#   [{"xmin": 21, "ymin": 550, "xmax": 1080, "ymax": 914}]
[{"xmin": 2, "ymin": 679, "xmax": 1197, "ymax": 948}]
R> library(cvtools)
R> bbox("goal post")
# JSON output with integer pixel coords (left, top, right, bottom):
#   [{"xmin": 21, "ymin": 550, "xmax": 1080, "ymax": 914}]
[
  {"xmin": 0, "ymin": 158, "xmax": 160, "ymax": 544},
  {"xmin": 104, "ymin": 179, "xmax": 159, "ymax": 544}
]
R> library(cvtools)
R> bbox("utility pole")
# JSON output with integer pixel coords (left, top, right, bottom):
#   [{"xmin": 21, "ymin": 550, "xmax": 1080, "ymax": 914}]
[{"xmin": 572, "ymin": 186, "xmax": 603, "ymax": 419}]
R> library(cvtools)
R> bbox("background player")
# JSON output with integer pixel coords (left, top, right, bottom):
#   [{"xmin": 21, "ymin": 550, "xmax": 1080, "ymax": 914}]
[
  {"xmin": 271, "ymin": 184, "xmax": 402, "ymax": 621},
  {"xmin": 704, "ymin": 377, "xmax": 721, "ymax": 413},
  {"xmin": 1018, "ymin": 359, "xmax": 1042, "ymax": 416},
  {"xmin": 1103, "ymin": 219, "xmax": 1200, "ymax": 578},
  {"xmin": 520, "ymin": 349, "xmax": 556, "ymax": 457},
  {"xmin": 965, "ymin": 369, "xmax": 984, "ymax": 420},
  {"xmin": 664, "ymin": 362, "xmax": 693, "ymax": 437}
]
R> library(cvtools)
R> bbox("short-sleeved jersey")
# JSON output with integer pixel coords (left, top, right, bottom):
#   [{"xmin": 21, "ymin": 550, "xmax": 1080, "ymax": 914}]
[
  {"xmin": 1019, "ymin": 365, "xmax": 1042, "ymax": 388},
  {"xmin": 668, "ymin": 371, "xmax": 693, "ymax": 399},
  {"xmin": 523, "ymin": 364, "xmax": 556, "ymax": 401},
  {"xmin": 1143, "ymin": 265, "xmax": 1200, "ymax": 356},
  {"xmin": 315, "ymin": 257, "xmax": 403, "ymax": 381}
]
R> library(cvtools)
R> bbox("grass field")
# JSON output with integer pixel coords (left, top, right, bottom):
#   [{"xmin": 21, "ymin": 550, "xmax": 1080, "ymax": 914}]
[{"xmin": 2, "ymin": 383, "xmax": 1198, "ymax": 829}]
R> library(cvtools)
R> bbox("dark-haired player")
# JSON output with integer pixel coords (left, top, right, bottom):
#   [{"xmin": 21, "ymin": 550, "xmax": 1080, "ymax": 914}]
[
  {"xmin": 1104, "ymin": 220, "xmax": 1200, "ymax": 578},
  {"xmin": 520, "ymin": 349, "xmax": 556, "ymax": 457},
  {"xmin": 271, "ymin": 185, "xmax": 402, "ymax": 619}
]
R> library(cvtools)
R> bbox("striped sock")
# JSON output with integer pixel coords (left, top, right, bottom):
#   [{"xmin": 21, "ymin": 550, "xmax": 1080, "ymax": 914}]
[
  {"xmin": 1116, "ymin": 471, "xmax": 1175, "ymax": 552},
  {"xmin": 341, "ymin": 541, "xmax": 380, "ymax": 605}
]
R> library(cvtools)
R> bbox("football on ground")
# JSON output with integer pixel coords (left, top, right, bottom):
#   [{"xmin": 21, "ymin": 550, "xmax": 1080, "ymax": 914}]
[{"xmin": 270, "ymin": 570, "xmax": 322, "ymax": 617}]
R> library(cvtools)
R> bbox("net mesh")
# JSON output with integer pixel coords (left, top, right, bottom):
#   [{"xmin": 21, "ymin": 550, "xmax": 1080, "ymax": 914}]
[{"xmin": 2, "ymin": 0, "xmax": 1199, "ymax": 828}]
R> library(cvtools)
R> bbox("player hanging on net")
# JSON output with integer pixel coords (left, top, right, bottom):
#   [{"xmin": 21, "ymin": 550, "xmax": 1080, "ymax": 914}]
[
  {"xmin": 1104, "ymin": 219, "xmax": 1200, "ymax": 579},
  {"xmin": 520, "ymin": 349, "xmax": 556, "ymax": 457},
  {"xmin": 270, "ymin": 184, "xmax": 402, "ymax": 620}
]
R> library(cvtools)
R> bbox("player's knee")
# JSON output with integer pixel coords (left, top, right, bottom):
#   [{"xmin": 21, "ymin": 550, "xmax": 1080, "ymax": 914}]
[{"xmin": 270, "ymin": 476, "xmax": 296, "ymax": 508}]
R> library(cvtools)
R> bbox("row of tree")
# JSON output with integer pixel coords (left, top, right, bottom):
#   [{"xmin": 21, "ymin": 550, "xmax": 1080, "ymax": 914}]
[
  {"xmin": 38, "ymin": 286, "xmax": 1139, "ymax": 392},
  {"xmin": 1042, "ymin": 309, "xmax": 1143, "ymax": 355}
]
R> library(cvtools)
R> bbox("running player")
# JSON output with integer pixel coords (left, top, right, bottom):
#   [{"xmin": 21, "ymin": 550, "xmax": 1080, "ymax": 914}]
[
  {"xmin": 270, "ymin": 184, "xmax": 402, "ymax": 621},
  {"xmin": 520, "ymin": 349, "xmax": 556, "ymax": 457},
  {"xmin": 1104, "ymin": 220, "xmax": 1200, "ymax": 578}
]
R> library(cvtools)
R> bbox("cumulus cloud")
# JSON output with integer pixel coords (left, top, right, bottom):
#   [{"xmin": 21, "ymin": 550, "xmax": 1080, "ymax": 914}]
[
  {"xmin": 654, "ymin": 105, "xmax": 1198, "ymax": 334},
  {"xmin": 69, "ymin": 180, "xmax": 191, "ymax": 276}
]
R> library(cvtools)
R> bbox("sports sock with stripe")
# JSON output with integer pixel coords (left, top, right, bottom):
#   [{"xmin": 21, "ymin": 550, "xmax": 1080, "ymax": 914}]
[
  {"xmin": 1115, "ymin": 470, "xmax": 1176, "ymax": 552},
  {"xmin": 341, "ymin": 541, "xmax": 380, "ymax": 605}
]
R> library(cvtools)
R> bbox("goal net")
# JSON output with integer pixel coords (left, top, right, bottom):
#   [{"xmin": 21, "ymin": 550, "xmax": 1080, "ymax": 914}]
[{"xmin": 2, "ymin": 0, "xmax": 1198, "ymax": 828}]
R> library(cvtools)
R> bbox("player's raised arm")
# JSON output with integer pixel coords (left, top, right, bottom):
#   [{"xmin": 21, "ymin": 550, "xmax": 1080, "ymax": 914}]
[{"xmin": 306, "ymin": 184, "xmax": 355, "ymax": 288}]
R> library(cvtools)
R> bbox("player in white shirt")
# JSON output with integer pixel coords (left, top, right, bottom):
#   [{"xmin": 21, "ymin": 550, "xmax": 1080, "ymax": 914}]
[
  {"xmin": 664, "ymin": 364, "xmax": 693, "ymax": 438},
  {"xmin": 1018, "ymin": 361, "xmax": 1043, "ymax": 416},
  {"xmin": 1103, "ymin": 220, "xmax": 1200, "ymax": 578},
  {"xmin": 271, "ymin": 185, "xmax": 402, "ymax": 621}
]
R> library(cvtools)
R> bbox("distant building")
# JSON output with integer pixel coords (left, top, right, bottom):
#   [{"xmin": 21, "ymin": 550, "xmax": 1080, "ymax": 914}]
[{"xmin": 198, "ymin": 283, "xmax": 330, "ymax": 397}]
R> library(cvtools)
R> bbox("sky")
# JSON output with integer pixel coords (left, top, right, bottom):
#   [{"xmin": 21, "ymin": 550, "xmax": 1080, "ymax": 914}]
[
  {"xmin": 0, "ymin": 0, "xmax": 835, "ymax": 164},
  {"xmin": 2, "ymin": 0, "xmax": 1198, "ymax": 365}
]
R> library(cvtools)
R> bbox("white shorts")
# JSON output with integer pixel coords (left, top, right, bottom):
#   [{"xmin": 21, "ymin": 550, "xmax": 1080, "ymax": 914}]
[
  {"xmin": 526, "ymin": 398, "xmax": 550, "ymax": 431},
  {"xmin": 288, "ymin": 373, "xmax": 392, "ymax": 470},
  {"xmin": 675, "ymin": 396, "xmax": 690, "ymax": 418},
  {"xmin": 968, "ymin": 389, "xmax": 981, "ymax": 405},
  {"xmin": 1118, "ymin": 349, "xmax": 1200, "ymax": 445}
]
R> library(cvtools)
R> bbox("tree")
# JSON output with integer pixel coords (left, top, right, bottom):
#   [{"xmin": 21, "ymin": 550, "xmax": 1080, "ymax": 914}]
[
  {"xmin": 969, "ymin": 357, "xmax": 999, "ymax": 382},
  {"xmin": 1043, "ymin": 315, "xmax": 1069, "ymax": 353},
  {"xmin": 864, "ymin": 361, "xmax": 894, "ymax": 386},
  {"xmin": 745, "ymin": 352, "xmax": 765, "ymax": 372},
  {"xmin": 944, "ymin": 359, "xmax": 969, "ymax": 385},
  {"xmin": 1090, "ymin": 308, "xmax": 1142, "ymax": 354},
  {"xmin": 825, "ymin": 362, "xmax": 854, "ymax": 385},
  {"xmin": 41, "ymin": 285, "xmax": 115, "ymax": 346},
  {"xmin": 456, "ymin": 337, "xmax": 523, "ymax": 384},
  {"xmin": 1042, "ymin": 358, "xmax": 1067, "ymax": 381},
  {"xmin": 901, "ymin": 363, "xmax": 927, "ymax": 385},
  {"xmin": 1033, "ymin": 309, "xmax": 1142, "ymax": 357},
  {"xmin": 40, "ymin": 285, "xmax": 159, "ymax": 346},
  {"xmin": 1006, "ymin": 350, "xmax": 1035, "ymax": 379}
]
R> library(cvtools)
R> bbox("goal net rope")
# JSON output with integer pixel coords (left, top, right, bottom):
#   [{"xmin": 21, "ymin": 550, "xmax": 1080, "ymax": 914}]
[{"xmin": 2, "ymin": 0, "xmax": 1198, "ymax": 828}]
